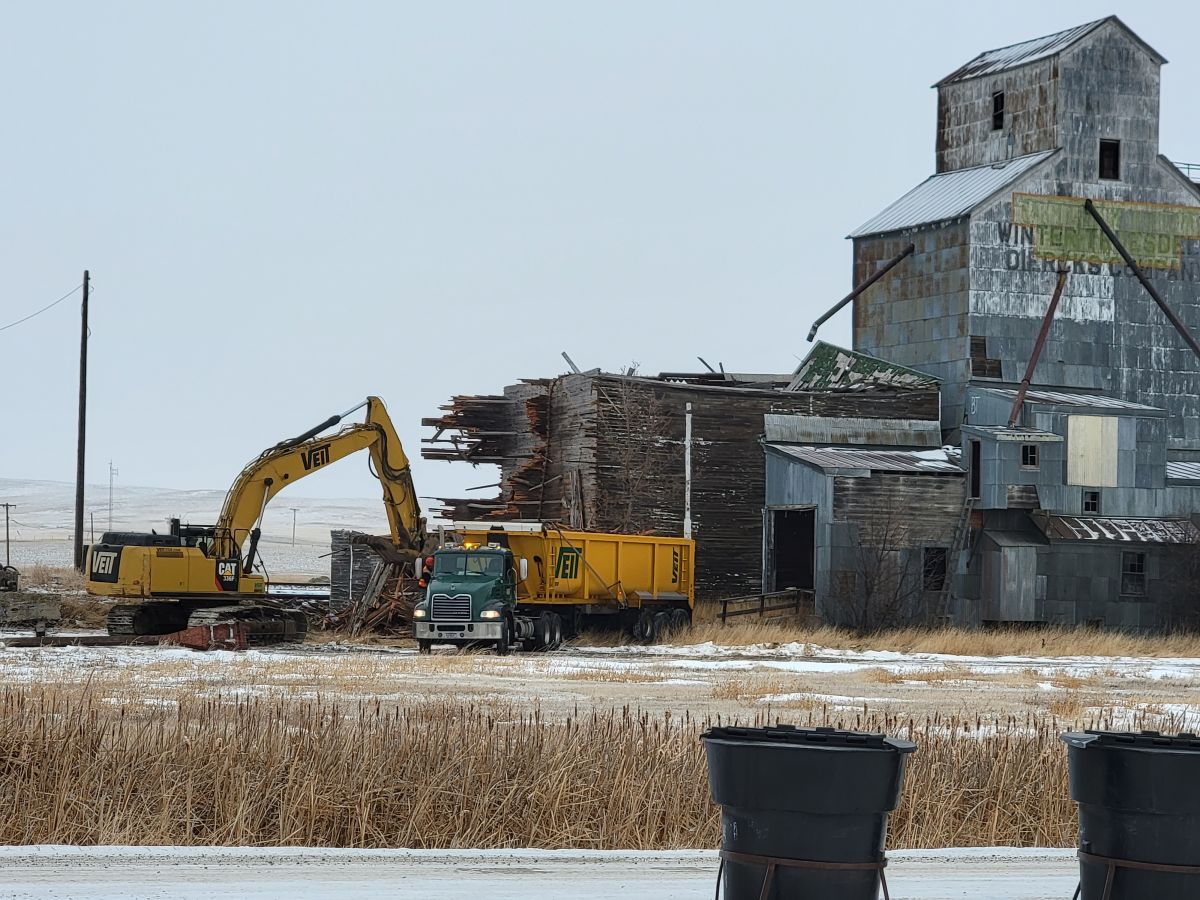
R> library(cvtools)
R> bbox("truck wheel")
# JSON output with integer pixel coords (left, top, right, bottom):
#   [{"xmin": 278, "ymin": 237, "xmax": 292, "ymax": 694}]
[
  {"xmin": 418, "ymin": 639, "xmax": 432, "ymax": 655},
  {"xmin": 494, "ymin": 620, "xmax": 510, "ymax": 656},
  {"xmin": 549, "ymin": 613, "xmax": 563, "ymax": 649}
]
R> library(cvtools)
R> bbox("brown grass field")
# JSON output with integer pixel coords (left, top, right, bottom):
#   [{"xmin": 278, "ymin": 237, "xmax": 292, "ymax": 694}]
[
  {"xmin": 3, "ymin": 574, "xmax": 1198, "ymax": 850},
  {"xmin": 0, "ymin": 687, "xmax": 1088, "ymax": 850}
]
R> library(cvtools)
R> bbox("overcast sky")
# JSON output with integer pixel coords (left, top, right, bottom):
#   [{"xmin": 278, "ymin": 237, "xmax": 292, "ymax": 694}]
[{"xmin": 4, "ymin": 2, "xmax": 1199, "ymax": 511}]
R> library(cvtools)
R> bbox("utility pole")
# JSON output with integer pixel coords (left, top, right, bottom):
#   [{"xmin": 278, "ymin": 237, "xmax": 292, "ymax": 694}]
[
  {"xmin": 108, "ymin": 460, "xmax": 118, "ymax": 530},
  {"xmin": 2, "ymin": 503, "xmax": 13, "ymax": 567},
  {"xmin": 290, "ymin": 507, "xmax": 299, "ymax": 545},
  {"xmin": 73, "ymin": 270, "xmax": 89, "ymax": 572}
]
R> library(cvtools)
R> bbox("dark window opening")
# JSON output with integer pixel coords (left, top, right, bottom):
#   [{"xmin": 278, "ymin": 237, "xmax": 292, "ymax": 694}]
[
  {"xmin": 923, "ymin": 547, "xmax": 949, "ymax": 592},
  {"xmin": 1121, "ymin": 551, "xmax": 1146, "ymax": 596},
  {"xmin": 970, "ymin": 336, "xmax": 1002, "ymax": 378},
  {"xmin": 1083, "ymin": 490, "xmax": 1101, "ymax": 514},
  {"xmin": 991, "ymin": 91, "xmax": 1005, "ymax": 131},
  {"xmin": 1099, "ymin": 139, "xmax": 1121, "ymax": 180},
  {"xmin": 969, "ymin": 440, "xmax": 982, "ymax": 499},
  {"xmin": 1021, "ymin": 444, "xmax": 1039, "ymax": 468}
]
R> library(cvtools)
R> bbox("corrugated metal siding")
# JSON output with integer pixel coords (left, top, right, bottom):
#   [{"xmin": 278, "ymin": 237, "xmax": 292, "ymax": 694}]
[
  {"xmin": 764, "ymin": 415, "xmax": 941, "ymax": 447},
  {"xmin": 849, "ymin": 150, "xmax": 1056, "ymax": 238},
  {"xmin": 768, "ymin": 445, "xmax": 963, "ymax": 474},
  {"xmin": 936, "ymin": 19, "xmax": 1106, "ymax": 85},
  {"xmin": 1067, "ymin": 415, "xmax": 1119, "ymax": 487}
]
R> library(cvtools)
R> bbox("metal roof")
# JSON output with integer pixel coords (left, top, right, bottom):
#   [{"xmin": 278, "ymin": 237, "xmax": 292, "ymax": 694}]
[
  {"xmin": 764, "ymin": 414, "xmax": 942, "ymax": 448},
  {"xmin": 979, "ymin": 388, "xmax": 1164, "ymax": 413},
  {"xmin": 787, "ymin": 342, "xmax": 940, "ymax": 392},
  {"xmin": 768, "ymin": 445, "xmax": 964, "ymax": 475},
  {"xmin": 984, "ymin": 530, "xmax": 1049, "ymax": 549},
  {"xmin": 1039, "ymin": 516, "xmax": 1200, "ymax": 544},
  {"xmin": 848, "ymin": 150, "xmax": 1057, "ymax": 238},
  {"xmin": 961, "ymin": 425, "xmax": 1062, "ymax": 442},
  {"xmin": 935, "ymin": 17, "xmax": 1164, "ymax": 86},
  {"xmin": 1167, "ymin": 461, "xmax": 1200, "ymax": 482}
]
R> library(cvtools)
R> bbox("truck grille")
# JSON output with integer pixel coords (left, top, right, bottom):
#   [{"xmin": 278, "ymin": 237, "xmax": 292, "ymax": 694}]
[{"xmin": 430, "ymin": 593, "xmax": 472, "ymax": 621}]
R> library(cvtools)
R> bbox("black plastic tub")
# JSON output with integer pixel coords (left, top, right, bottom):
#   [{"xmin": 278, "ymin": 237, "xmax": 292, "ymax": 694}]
[
  {"xmin": 1061, "ymin": 729, "xmax": 1200, "ymax": 899},
  {"xmin": 702, "ymin": 724, "xmax": 916, "ymax": 900}
]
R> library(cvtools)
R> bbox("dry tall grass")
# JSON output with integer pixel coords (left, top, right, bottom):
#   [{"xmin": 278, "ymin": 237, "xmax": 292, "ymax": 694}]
[
  {"xmin": 19, "ymin": 565, "xmax": 86, "ymax": 593},
  {"xmin": 3, "ymin": 687, "xmax": 1173, "ymax": 850},
  {"xmin": 665, "ymin": 621, "xmax": 1200, "ymax": 658}
]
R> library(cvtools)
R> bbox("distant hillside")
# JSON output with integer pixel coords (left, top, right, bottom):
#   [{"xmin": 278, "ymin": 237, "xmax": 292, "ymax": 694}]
[{"xmin": 0, "ymin": 478, "xmax": 390, "ymax": 577}]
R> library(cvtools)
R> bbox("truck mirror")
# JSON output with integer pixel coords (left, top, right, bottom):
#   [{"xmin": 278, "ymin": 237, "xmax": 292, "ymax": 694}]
[{"xmin": 519, "ymin": 558, "xmax": 529, "ymax": 581}]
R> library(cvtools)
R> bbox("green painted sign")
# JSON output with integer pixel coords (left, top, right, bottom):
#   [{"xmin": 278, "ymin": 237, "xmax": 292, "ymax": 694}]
[
  {"xmin": 1012, "ymin": 193, "xmax": 1200, "ymax": 270},
  {"xmin": 555, "ymin": 548, "xmax": 581, "ymax": 580}
]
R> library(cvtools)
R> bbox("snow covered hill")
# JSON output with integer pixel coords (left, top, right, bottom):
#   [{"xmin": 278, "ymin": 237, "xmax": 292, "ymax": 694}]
[{"xmin": 0, "ymin": 477, "xmax": 390, "ymax": 577}]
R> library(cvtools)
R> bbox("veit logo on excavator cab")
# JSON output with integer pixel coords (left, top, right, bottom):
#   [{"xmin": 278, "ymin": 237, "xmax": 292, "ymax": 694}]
[
  {"xmin": 93, "ymin": 551, "xmax": 118, "ymax": 575},
  {"xmin": 300, "ymin": 443, "xmax": 331, "ymax": 471}
]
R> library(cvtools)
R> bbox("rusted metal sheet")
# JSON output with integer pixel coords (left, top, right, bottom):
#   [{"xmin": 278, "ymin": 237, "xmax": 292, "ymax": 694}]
[
  {"xmin": 164, "ymin": 621, "xmax": 249, "ymax": 651},
  {"xmin": 1039, "ymin": 515, "xmax": 1200, "ymax": 544}
]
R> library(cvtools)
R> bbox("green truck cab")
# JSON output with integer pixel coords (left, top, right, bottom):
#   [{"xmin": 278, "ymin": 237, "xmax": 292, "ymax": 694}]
[{"xmin": 412, "ymin": 545, "xmax": 559, "ymax": 654}]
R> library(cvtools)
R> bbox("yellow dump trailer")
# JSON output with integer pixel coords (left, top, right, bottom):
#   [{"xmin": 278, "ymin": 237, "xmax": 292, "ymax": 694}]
[{"xmin": 412, "ymin": 522, "xmax": 694, "ymax": 651}]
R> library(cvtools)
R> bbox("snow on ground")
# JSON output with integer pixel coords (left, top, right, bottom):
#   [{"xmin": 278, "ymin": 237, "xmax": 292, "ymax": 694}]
[
  {"xmin": 576, "ymin": 639, "xmax": 1200, "ymax": 681},
  {"xmin": 0, "ymin": 847, "xmax": 1078, "ymax": 899}
]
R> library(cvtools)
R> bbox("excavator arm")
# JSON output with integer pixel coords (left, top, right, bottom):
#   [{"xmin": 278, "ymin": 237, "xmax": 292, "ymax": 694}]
[{"xmin": 212, "ymin": 397, "xmax": 424, "ymax": 571}]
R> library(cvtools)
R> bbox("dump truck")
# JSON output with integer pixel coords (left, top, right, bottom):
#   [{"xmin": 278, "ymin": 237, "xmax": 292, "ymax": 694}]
[{"xmin": 412, "ymin": 523, "xmax": 694, "ymax": 653}]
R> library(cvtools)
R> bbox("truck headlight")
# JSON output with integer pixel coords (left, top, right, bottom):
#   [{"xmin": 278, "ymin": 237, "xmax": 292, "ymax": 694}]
[
  {"xmin": 412, "ymin": 608, "xmax": 428, "ymax": 619},
  {"xmin": 479, "ymin": 609, "xmax": 501, "ymax": 619}
]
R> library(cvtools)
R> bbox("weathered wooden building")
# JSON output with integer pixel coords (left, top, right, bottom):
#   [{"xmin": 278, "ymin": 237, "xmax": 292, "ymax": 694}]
[
  {"xmin": 849, "ymin": 16, "xmax": 1200, "ymax": 448},
  {"xmin": 764, "ymin": 436, "xmax": 966, "ymax": 628},
  {"xmin": 424, "ymin": 370, "xmax": 939, "ymax": 599},
  {"xmin": 817, "ymin": 17, "xmax": 1200, "ymax": 630}
]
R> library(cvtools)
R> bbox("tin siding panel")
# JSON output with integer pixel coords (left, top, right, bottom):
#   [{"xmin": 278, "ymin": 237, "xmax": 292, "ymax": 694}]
[{"xmin": 1067, "ymin": 415, "xmax": 1118, "ymax": 486}]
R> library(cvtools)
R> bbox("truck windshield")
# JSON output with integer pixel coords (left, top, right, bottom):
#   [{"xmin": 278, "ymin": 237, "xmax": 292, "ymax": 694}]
[{"xmin": 434, "ymin": 552, "xmax": 504, "ymax": 577}]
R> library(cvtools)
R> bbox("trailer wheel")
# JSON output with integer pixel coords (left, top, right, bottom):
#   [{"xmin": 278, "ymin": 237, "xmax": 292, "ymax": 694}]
[
  {"xmin": 417, "ymin": 639, "xmax": 432, "ymax": 655},
  {"xmin": 633, "ymin": 609, "xmax": 655, "ymax": 644},
  {"xmin": 653, "ymin": 610, "xmax": 674, "ymax": 644},
  {"xmin": 640, "ymin": 611, "xmax": 662, "ymax": 644},
  {"xmin": 494, "ymin": 619, "xmax": 511, "ymax": 656},
  {"xmin": 549, "ymin": 613, "xmax": 563, "ymax": 649},
  {"xmin": 669, "ymin": 608, "xmax": 691, "ymax": 635},
  {"xmin": 536, "ymin": 613, "xmax": 555, "ymax": 651}
]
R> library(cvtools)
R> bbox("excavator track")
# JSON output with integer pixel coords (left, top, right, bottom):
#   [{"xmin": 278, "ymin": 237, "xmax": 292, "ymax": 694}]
[
  {"xmin": 186, "ymin": 606, "xmax": 308, "ymax": 645},
  {"xmin": 107, "ymin": 603, "xmax": 193, "ymax": 636}
]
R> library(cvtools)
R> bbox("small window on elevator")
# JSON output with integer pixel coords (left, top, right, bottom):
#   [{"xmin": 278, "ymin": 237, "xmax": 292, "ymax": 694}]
[
  {"xmin": 991, "ymin": 92, "xmax": 1005, "ymax": 131},
  {"xmin": 1099, "ymin": 140, "xmax": 1121, "ymax": 180}
]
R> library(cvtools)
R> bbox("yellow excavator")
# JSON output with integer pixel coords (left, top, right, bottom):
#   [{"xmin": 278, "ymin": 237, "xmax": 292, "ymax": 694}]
[{"xmin": 85, "ymin": 396, "xmax": 424, "ymax": 642}]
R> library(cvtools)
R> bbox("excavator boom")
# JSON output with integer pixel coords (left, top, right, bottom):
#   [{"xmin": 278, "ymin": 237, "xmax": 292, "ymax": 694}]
[{"xmin": 214, "ymin": 396, "xmax": 423, "ymax": 568}]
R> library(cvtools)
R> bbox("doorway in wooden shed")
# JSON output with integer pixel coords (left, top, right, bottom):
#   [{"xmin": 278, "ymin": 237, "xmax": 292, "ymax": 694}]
[{"xmin": 770, "ymin": 508, "xmax": 815, "ymax": 591}]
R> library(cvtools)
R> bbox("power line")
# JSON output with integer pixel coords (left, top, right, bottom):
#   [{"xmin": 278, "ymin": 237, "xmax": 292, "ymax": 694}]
[{"xmin": 0, "ymin": 283, "xmax": 83, "ymax": 333}]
